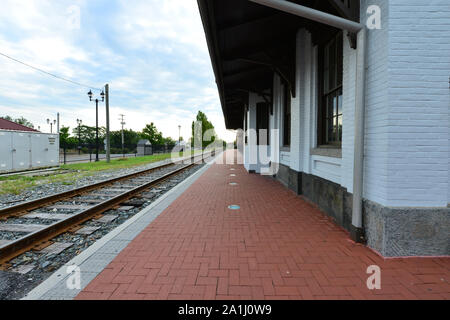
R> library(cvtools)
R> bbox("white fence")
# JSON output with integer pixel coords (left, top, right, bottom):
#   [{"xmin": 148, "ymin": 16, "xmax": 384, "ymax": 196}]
[{"xmin": 0, "ymin": 130, "xmax": 59, "ymax": 173}]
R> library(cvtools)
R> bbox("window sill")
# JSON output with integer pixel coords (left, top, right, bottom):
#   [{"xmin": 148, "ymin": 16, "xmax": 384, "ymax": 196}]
[
  {"xmin": 311, "ymin": 146, "xmax": 342, "ymax": 158},
  {"xmin": 280, "ymin": 146, "xmax": 291, "ymax": 152}
]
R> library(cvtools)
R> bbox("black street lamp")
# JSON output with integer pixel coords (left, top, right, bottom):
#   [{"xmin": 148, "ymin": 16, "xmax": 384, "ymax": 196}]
[
  {"xmin": 47, "ymin": 118, "xmax": 56, "ymax": 133},
  {"xmin": 87, "ymin": 90, "xmax": 105, "ymax": 162},
  {"xmin": 76, "ymin": 119, "xmax": 83, "ymax": 155}
]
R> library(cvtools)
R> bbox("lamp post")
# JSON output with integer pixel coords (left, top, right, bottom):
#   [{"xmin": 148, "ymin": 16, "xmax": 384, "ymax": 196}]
[
  {"xmin": 47, "ymin": 118, "xmax": 56, "ymax": 133},
  {"xmin": 119, "ymin": 114, "xmax": 126, "ymax": 157},
  {"xmin": 87, "ymin": 90, "xmax": 105, "ymax": 162},
  {"xmin": 76, "ymin": 119, "xmax": 82, "ymax": 155},
  {"xmin": 178, "ymin": 125, "xmax": 181, "ymax": 143}
]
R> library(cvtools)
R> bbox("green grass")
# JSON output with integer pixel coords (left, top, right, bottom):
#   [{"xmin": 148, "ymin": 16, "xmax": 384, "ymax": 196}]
[
  {"xmin": 0, "ymin": 172, "xmax": 92, "ymax": 195},
  {"xmin": 60, "ymin": 153, "xmax": 176, "ymax": 172},
  {"xmin": 0, "ymin": 152, "xmax": 185, "ymax": 196}
]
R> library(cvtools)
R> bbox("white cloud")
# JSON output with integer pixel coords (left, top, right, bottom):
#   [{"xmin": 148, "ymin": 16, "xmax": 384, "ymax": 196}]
[{"xmin": 0, "ymin": 0, "xmax": 235, "ymax": 142}]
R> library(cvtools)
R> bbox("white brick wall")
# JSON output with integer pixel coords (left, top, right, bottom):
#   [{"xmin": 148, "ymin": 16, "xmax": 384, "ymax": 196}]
[
  {"xmin": 290, "ymin": 29, "xmax": 308, "ymax": 172},
  {"xmin": 341, "ymin": 32, "xmax": 357, "ymax": 194},
  {"xmin": 243, "ymin": 0, "xmax": 450, "ymax": 207},
  {"xmin": 359, "ymin": 0, "xmax": 391, "ymax": 205},
  {"xmin": 270, "ymin": 74, "xmax": 282, "ymax": 164},
  {"xmin": 387, "ymin": 0, "xmax": 450, "ymax": 207}
]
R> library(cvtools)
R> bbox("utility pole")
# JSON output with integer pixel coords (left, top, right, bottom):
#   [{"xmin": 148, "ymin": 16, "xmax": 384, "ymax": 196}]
[
  {"xmin": 95, "ymin": 98, "xmax": 99, "ymax": 162},
  {"xmin": 57, "ymin": 113, "xmax": 60, "ymax": 164},
  {"xmin": 119, "ymin": 114, "xmax": 126, "ymax": 157},
  {"xmin": 76, "ymin": 119, "xmax": 82, "ymax": 155},
  {"xmin": 105, "ymin": 84, "xmax": 111, "ymax": 163},
  {"xmin": 57, "ymin": 113, "xmax": 60, "ymax": 134}
]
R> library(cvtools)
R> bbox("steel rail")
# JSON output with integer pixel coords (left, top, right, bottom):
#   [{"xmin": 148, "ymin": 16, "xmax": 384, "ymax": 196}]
[
  {"xmin": 0, "ymin": 151, "xmax": 215, "ymax": 264},
  {"xmin": 0, "ymin": 154, "xmax": 205, "ymax": 219},
  {"xmin": 0, "ymin": 163, "xmax": 196, "ymax": 264}
]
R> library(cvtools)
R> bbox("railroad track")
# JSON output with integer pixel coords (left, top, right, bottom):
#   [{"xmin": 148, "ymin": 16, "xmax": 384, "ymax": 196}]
[{"xmin": 0, "ymin": 152, "xmax": 214, "ymax": 266}]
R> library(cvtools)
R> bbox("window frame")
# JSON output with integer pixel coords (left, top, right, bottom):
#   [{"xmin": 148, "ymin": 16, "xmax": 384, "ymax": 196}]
[
  {"xmin": 282, "ymin": 82, "xmax": 291, "ymax": 148},
  {"xmin": 245, "ymin": 108, "xmax": 249, "ymax": 145},
  {"xmin": 317, "ymin": 31, "xmax": 344, "ymax": 148},
  {"xmin": 256, "ymin": 102, "xmax": 270, "ymax": 146}
]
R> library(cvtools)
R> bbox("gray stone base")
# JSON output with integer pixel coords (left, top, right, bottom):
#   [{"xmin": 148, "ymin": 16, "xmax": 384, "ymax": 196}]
[
  {"xmin": 363, "ymin": 200, "xmax": 450, "ymax": 257},
  {"xmin": 274, "ymin": 163, "xmax": 302, "ymax": 195},
  {"xmin": 273, "ymin": 163, "xmax": 450, "ymax": 257}
]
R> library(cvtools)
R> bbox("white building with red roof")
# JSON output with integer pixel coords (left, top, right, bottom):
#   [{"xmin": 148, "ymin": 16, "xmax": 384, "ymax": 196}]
[{"xmin": 0, "ymin": 118, "xmax": 59, "ymax": 172}]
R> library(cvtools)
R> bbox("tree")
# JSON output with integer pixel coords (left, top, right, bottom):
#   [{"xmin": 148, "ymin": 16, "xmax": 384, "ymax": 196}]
[
  {"xmin": 2, "ymin": 115, "xmax": 35, "ymax": 128},
  {"xmin": 60, "ymin": 126, "xmax": 70, "ymax": 141},
  {"xmin": 15, "ymin": 117, "xmax": 35, "ymax": 128},
  {"xmin": 71, "ymin": 125, "xmax": 105, "ymax": 147},
  {"xmin": 162, "ymin": 136, "xmax": 176, "ymax": 145},
  {"xmin": 60, "ymin": 126, "xmax": 70, "ymax": 147},
  {"xmin": 141, "ymin": 123, "xmax": 164, "ymax": 145},
  {"xmin": 191, "ymin": 111, "xmax": 216, "ymax": 149},
  {"xmin": 59, "ymin": 126, "xmax": 78, "ymax": 149},
  {"xmin": 110, "ymin": 129, "xmax": 141, "ymax": 151}
]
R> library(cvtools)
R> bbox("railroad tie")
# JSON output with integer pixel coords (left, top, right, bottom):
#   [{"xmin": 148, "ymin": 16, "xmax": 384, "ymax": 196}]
[{"xmin": 0, "ymin": 224, "xmax": 46, "ymax": 233}]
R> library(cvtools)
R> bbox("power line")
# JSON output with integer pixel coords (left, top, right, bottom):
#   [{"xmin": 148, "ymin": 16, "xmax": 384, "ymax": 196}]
[{"xmin": 0, "ymin": 51, "xmax": 103, "ymax": 91}]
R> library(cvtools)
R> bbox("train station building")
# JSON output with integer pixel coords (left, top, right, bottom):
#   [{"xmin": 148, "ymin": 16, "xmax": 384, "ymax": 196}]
[
  {"xmin": 9, "ymin": 1, "xmax": 449, "ymax": 301},
  {"xmin": 198, "ymin": 0, "xmax": 450, "ymax": 257}
]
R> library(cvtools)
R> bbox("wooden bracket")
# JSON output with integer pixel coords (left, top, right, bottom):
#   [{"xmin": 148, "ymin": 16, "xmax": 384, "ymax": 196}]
[{"xmin": 347, "ymin": 32, "xmax": 357, "ymax": 49}]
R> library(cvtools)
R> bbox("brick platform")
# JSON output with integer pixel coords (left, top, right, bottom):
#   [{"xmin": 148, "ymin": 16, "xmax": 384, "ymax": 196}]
[{"xmin": 77, "ymin": 152, "xmax": 450, "ymax": 300}]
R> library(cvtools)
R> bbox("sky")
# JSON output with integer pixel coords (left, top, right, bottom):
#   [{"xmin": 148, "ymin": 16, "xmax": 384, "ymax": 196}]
[{"xmin": 0, "ymin": 0, "xmax": 236, "ymax": 142}]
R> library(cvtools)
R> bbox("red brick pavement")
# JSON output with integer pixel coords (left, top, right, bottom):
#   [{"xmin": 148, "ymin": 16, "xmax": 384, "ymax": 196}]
[{"xmin": 77, "ymin": 151, "xmax": 450, "ymax": 300}]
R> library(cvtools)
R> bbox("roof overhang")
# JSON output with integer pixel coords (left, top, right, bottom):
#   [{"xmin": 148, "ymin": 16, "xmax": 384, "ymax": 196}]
[{"xmin": 197, "ymin": 0, "xmax": 360, "ymax": 129}]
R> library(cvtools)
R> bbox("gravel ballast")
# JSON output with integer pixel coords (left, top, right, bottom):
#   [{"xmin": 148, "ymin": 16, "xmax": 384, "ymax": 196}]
[{"xmin": 0, "ymin": 158, "xmax": 181, "ymax": 209}]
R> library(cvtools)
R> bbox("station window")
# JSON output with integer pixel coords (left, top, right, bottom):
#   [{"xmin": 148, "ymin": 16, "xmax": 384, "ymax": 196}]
[
  {"xmin": 256, "ymin": 102, "xmax": 269, "ymax": 145},
  {"xmin": 319, "ymin": 31, "xmax": 343, "ymax": 147},
  {"xmin": 243, "ymin": 107, "xmax": 249, "ymax": 145},
  {"xmin": 282, "ymin": 83, "xmax": 291, "ymax": 147}
]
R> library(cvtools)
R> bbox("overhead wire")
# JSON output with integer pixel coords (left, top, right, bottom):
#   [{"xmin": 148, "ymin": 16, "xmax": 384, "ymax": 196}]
[{"xmin": 0, "ymin": 51, "xmax": 103, "ymax": 91}]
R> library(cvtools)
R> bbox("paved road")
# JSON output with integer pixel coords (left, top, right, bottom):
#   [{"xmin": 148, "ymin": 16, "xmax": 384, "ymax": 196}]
[{"xmin": 59, "ymin": 153, "xmax": 136, "ymax": 164}]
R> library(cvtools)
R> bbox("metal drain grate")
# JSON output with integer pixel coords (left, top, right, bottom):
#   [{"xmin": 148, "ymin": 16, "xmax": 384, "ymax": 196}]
[
  {"xmin": 228, "ymin": 205, "xmax": 240, "ymax": 210},
  {"xmin": 229, "ymin": 182, "xmax": 238, "ymax": 186}
]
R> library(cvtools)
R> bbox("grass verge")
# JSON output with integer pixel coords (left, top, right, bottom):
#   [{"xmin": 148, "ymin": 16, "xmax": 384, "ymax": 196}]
[{"xmin": 0, "ymin": 153, "xmax": 180, "ymax": 196}]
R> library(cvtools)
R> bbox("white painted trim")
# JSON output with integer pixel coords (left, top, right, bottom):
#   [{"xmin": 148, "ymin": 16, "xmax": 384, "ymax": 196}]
[
  {"xmin": 311, "ymin": 155, "xmax": 342, "ymax": 185},
  {"xmin": 280, "ymin": 151, "xmax": 291, "ymax": 167}
]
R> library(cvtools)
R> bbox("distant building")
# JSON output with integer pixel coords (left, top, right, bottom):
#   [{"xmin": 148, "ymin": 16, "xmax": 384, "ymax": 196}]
[
  {"xmin": 137, "ymin": 139, "xmax": 152, "ymax": 156},
  {"xmin": 0, "ymin": 118, "xmax": 59, "ymax": 172},
  {"xmin": 0, "ymin": 118, "xmax": 39, "ymax": 132}
]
